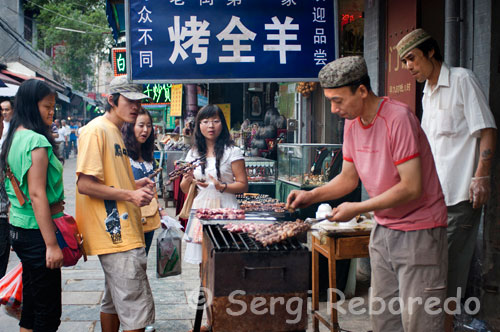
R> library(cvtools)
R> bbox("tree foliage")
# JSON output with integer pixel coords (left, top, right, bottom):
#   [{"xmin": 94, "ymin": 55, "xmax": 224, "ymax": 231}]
[{"xmin": 26, "ymin": 0, "xmax": 112, "ymax": 91}]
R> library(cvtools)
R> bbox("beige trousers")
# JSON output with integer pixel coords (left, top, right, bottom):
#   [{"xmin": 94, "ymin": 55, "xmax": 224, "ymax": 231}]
[{"xmin": 369, "ymin": 224, "xmax": 448, "ymax": 332}]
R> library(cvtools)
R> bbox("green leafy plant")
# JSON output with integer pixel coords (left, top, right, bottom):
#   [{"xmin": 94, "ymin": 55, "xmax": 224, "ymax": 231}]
[{"xmin": 26, "ymin": 0, "xmax": 112, "ymax": 90}]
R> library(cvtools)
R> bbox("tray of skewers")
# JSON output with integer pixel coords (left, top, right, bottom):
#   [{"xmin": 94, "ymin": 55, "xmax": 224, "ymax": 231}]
[{"xmin": 222, "ymin": 219, "xmax": 311, "ymax": 247}]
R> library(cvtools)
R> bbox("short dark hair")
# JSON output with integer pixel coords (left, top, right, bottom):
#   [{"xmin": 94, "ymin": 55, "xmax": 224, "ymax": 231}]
[
  {"xmin": 105, "ymin": 93, "xmax": 121, "ymax": 112},
  {"xmin": 0, "ymin": 99, "xmax": 13, "ymax": 108},
  {"xmin": 415, "ymin": 37, "xmax": 443, "ymax": 63},
  {"xmin": 348, "ymin": 74, "xmax": 372, "ymax": 94}
]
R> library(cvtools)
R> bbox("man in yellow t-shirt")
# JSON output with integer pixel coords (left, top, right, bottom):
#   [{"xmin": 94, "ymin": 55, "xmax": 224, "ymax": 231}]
[{"xmin": 76, "ymin": 76, "xmax": 155, "ymax": 332}]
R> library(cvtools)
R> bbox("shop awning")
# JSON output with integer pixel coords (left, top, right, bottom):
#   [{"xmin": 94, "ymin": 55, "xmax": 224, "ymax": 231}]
[
  {"xmin": 0, "ymin": 83, "xmax": 19, "ymax": 97},
  {"xmin": 56, "ymin": 91, "xmax": 70, "ymax": 103},
  {"xmin": 1, "ymin": 69, "xmax": 41, "ymax": 82},
  {"xmin": 0, "ymin": 73, "xmax": 20, "ymax": 85}
]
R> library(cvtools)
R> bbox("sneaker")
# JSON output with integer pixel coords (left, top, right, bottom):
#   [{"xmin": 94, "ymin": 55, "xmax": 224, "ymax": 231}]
[{"xmin": 145, "ymin": 326, "xmax": 155, "ymax": 332}]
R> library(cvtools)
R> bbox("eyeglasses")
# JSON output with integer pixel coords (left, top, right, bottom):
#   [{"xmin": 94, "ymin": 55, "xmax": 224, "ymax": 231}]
[{"xmin": 200, "ymin": 120, "xmax": 221, "ymax": 126}]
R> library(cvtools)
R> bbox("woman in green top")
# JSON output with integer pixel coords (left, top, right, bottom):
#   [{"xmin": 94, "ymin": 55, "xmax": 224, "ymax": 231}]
[{"xmin": 0, "ymin": 79, "xmax": 64, "ymax": 332}]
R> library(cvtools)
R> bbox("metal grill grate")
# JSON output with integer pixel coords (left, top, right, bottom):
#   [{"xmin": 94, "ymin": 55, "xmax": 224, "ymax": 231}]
[{"xmin": 205, "ymin": 224, "xmax": 307, "ymax": 252}]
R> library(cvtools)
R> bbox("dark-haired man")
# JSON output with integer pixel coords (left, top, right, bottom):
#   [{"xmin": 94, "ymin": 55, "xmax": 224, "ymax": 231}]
[
  {"xmin": 286, "ymin": 56, "xmax": 448, "ymax": 331},
  {"xmin": 0, "ymin": 99, "xmax": 13, "ymax": 144},
  {"xmin": 397, "ymin": 30, "xmax": 497, "ymax": 329},
  {"xmin": 75, "ymin": 76, "xmax": 156, "ymax": 332}
]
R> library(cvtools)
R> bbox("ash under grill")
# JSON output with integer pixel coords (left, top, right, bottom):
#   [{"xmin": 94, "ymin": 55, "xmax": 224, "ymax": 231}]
[{"xmin": 204, "ymin": 224, "xmax": 307, "ymax": 252}]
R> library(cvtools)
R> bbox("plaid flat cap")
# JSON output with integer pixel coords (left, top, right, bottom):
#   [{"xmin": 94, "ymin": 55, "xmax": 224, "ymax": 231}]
[
  {"xmin": 108, "ymin": 76, "xmax": 151, "ymax": 101},
  {"xmin": 318, "ymin": 56, "xmax": 368, "ymax": 89},
  {"xmin": 396, "ymin": 28, "xmax": 432, "ymax": 59}
]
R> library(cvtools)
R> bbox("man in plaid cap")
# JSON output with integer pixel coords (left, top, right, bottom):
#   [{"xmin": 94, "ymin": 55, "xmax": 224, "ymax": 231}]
[
  {"xmin": 397, "ymin": 29, "xmax": 497, "ymax": 331},
  {"xmin": 287, "ymin": 56, "xmax": 448, "ymax": 331},
  {"xmin": 75, "ymin": 75, "xmax": 156, "ymax": 332}
]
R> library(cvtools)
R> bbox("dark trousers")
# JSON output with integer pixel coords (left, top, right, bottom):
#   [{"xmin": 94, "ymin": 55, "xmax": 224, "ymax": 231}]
[
  {"xmin": 67, "ymin": 140, "xmax": 77, "ymax": 157},
  {"xmin": 0, "ymin": 217, "xmax": 9, "ymax": 278},
  {"xmin": 10, "ymin": 225, "xmax": 61, "ymax": 332}
]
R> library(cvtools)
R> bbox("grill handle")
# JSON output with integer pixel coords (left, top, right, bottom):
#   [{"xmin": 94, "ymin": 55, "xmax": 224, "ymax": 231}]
[{"xmin": 243, "ymin": 266, "xmax": 286, "ymax": 280}]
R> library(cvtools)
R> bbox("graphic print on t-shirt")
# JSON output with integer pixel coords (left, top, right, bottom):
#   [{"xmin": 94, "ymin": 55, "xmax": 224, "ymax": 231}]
[
  {"xmin": 104, "ymin": 198, "xmax": 129, "ymax": 244},
  {"xmin": 114, "ymin": 144, "xmax": 128, "ymax": 157}
]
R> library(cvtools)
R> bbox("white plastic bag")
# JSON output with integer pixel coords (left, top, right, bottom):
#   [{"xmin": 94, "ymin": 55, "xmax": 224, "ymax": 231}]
[
  {"xmin": 157, "ymin": 216, "xmax": 184, "ymax": 278},
  {"xmin": 183, "ymin": 183, "xmax": 221, "ymax": 244}
]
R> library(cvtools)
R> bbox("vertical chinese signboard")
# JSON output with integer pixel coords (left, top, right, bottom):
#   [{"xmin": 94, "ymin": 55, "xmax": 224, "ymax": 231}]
[
  {"xmin": 126, "ymin": 0, "xmax": 336, "ymax": 83},
  {"xmin": 385, "ymin": 0, "xmax": 417, "ymax": 112},
  {"xmin": 112, "ymin": 48, "xmax": 127, "ymax": 76},
  {"xmin": 216, "ymin": 104, "xmax": 231, "ymax": 129},
  {"xmin": 170, "ymin": 84, "xmax": 183, "ymax": 117}
]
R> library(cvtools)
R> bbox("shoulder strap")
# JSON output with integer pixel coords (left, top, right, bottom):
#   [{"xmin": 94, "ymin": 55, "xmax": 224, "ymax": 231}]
[{"xmin": 5, "ymin": 165, "xmax": 27, "ymax": 206}]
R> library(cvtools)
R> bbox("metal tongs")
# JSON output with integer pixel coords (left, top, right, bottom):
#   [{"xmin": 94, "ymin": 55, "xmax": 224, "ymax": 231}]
[
  {"xmin": 304, "ymin": 216, "xmax": 333, "ymax": 225},
  {"xmin": 305, "ymin": 214, "xmax": 366, "ymax": 226},
  {"xmin": 165, "ymin": 158, "xmax": 204, "ymax": 184}
]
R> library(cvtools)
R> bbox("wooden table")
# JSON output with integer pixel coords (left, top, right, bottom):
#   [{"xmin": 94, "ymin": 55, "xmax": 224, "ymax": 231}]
[{"xmin": 311, "ymin": 229, "xmax": 371, "ymax": 332}]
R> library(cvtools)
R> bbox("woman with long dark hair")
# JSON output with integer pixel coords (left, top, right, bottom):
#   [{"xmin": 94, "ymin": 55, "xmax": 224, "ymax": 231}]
[
  {"xmin": 122, "ymin": 108, "xmax": 160, "ymax": 255},
  {"xmin": 180, "ymin": 104, "xmax": 248, "ymax": 265},
  {"xmin": 1, "ymin": 79, "xmax": 64, "ymax": 331}
]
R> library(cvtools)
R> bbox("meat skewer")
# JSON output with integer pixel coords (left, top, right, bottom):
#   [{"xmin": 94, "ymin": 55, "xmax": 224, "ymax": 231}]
[
  {"xmin": 165, "ymin": 158, "xmax": 204, "ymax": 184},
  {"xmin": 224, "ymin": 219, "xmax": 311, "ymax": 247}
]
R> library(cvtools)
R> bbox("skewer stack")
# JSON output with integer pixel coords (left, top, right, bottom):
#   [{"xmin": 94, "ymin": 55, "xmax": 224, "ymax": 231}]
[{"xmin": 166, "ymin": 158, "xmax": 204, "ymax": 184}]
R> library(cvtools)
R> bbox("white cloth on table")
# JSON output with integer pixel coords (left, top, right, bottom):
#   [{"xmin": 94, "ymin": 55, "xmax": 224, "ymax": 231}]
[{"xmin": 183, "ymin": 145, "xmax": 244, "ymax": 265}]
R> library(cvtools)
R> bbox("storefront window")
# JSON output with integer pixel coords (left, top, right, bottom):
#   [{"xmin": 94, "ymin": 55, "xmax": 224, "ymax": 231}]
[{"xmin": 338, "ymin": 0, "xmax": 364, "ymax": 56}]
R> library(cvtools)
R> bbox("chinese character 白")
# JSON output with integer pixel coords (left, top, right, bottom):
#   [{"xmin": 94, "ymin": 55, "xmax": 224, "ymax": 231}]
[
  {"xmin": 137, "ymin": 6, "xmax": 152, "ymax": 24},
  {"xmin": 313, "ymin": 7, "xmax": 326, "ymax": 23},
  {"xmin": 263, "ymin": 16, "xmax": 301, "ymax": 64},
  {"xmin": 168, "ymin": 16, "xmax": 211, "ymax": 64},
  {"xmin": 227, "ymin": 0, "xmax": 242, "ymax": 5},
  {"xmin": 139, "ymin": 51, "xmax": 153, "ymax": 68},
  {"xmin": 313, "ymin": 49, "xmax": 327, "ymax": 65},
  {"xmin": 116, "ymin": 53, "xmax": 126, "ymax": 72},
  {"xmin": 200, "ymin": 0, "xmax": 213, "ymax": 5},
  {"xmin": 217, "ymin": 16, "xmax": 256, "ymax": 63},
  {"xmin": 281, "ymin": 0, "xmax": 296, "ymax": 6},
  {"xmin": 138, "ymin": 29, "xmax": 153, "ymax": 45},
  {"xmin": 314, "ymin": 28, "xmax": 327, "ymax": 44}
]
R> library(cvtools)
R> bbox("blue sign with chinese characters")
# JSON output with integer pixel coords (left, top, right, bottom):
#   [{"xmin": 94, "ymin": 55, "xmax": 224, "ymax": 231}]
[{"xmin": 126, "ymin": 0, "xmax": 336, "ymax": 83}]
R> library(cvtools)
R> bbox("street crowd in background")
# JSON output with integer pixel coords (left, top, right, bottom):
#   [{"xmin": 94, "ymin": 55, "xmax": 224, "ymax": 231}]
[{"xmin": 0, "ymin": 27, "xmax": 497, "ymax": 332}]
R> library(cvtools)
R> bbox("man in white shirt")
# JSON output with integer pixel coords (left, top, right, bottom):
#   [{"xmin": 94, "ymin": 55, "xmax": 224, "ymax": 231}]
[
  {"xmin": 0, "ymin": 100, "xmax": 13, "ymax": 144},
  {"xmin": 54, "ymin": 119, "xmax": 66, "ymax": 163},
  {"xmin": 61, "ymin": 119, "xmax": 71, "ymax": 159},
  {"xmin": 397, "ymin": 29, "xmax": 497, "ymax": 331}
]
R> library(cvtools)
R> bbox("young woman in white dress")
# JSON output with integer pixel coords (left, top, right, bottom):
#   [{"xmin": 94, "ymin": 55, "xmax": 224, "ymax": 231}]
[{"xmin": 180, "ymin": 104, "xmax": 248, "ymax": 265}]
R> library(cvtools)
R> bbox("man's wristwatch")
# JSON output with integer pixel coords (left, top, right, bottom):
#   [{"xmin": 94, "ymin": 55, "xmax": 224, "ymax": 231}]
[{"xmin": 219, "ymin": 182, "xmax": 227, "ymax": 193}]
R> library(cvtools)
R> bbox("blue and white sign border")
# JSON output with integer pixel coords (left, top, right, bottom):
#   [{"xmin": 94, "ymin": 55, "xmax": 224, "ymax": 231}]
[{"xmin": 125, "ymin": 0, "xmax": 339, "ymax": 83}]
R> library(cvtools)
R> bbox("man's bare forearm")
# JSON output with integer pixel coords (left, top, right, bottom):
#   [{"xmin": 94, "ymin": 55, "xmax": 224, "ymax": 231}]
[
  {"xmin": 475, "ymin": 128, "xmax": 497, "ymax": 177},
  {"xmin": 309, "ymin": 172, "xmax": 359, "ymax": 204}
]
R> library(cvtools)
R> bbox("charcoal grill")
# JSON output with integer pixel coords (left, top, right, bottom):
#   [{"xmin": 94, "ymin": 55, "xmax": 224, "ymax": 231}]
[{"xmin": 201, "ymin": 224, "xmax": 310, "ymax": 332}]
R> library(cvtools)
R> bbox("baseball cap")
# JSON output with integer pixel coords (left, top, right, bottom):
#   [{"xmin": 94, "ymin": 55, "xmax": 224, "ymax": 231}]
[{"xmin": 108, "ymin": 76, "xmax": 151, "ymax": 101}]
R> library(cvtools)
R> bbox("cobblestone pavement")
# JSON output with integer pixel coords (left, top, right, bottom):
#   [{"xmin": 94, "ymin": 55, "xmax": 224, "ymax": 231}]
[{"xmin": 0, "ymin": 155, "xmax": 372, "ymax": 331}]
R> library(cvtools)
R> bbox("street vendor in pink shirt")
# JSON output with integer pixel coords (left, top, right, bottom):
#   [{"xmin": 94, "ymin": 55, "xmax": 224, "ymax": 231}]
[{"xmin": 286, "ymin": 56, "xmax": 448, "ymax": 332}]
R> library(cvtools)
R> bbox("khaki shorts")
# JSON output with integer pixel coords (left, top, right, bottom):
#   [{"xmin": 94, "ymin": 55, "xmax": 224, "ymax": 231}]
[{"xmin": 99, "ymin": 248, "xmax": 155, "ymax": 330}]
